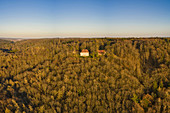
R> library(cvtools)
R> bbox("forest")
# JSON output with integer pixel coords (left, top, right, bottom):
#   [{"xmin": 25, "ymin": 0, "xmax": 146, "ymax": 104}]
[{"xmin": 0, "ymin": 38, "xmax": 169, "ymax": 113}]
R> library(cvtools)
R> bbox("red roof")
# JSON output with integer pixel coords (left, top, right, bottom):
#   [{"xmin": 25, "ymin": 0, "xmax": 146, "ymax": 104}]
[
  {"xmin": 81, "ymin": 49, "xmax": 89, "ymax": 52},
  {"xmin": 98, "ymin": 50, "xmax": 105, "ymax": 53}
]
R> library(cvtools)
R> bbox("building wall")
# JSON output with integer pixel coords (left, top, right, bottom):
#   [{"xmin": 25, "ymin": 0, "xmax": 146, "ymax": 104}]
[
  {"xmin": 98, "ymin": 52, "xmax": 106, "ymax": 55},
  {"xmin": 98, "ymin": 53, "xmax": 102, "ymax": 55},
  {"xmin": 80, "ymin": 52, "xmax": 89, "ymax": 56}
]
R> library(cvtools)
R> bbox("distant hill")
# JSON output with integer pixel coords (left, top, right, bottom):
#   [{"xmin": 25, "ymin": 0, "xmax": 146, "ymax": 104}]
[
  {"xmin": 0, "ymin": 39, "xmax": 12, "ymax": 43},
  {"xmin": 0, "ymin": 38, "xmax": 24, "ymax": 42}
]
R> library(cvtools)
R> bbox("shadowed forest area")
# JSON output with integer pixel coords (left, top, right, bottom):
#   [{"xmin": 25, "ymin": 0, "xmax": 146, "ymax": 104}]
[{"xmin": 0, "ymin": 38, "xmax": 169, "ymax": 113}]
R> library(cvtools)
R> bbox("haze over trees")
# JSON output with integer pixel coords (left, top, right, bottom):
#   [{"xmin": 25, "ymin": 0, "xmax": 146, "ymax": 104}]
[{"xmin": 0, "ymin": 38, "xmax": 169, "ymax": 113}]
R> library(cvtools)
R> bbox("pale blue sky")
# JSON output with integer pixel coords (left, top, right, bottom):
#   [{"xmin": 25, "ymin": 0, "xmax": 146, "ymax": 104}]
[{"xmin": 0, "ymin": 0, "xmax": 170, "ymax": 38}]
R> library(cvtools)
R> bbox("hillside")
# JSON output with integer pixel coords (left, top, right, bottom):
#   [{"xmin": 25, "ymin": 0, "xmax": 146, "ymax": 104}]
[{"xmin": 0, "ymin": 38, "xmax": 169, "ymax": 112}]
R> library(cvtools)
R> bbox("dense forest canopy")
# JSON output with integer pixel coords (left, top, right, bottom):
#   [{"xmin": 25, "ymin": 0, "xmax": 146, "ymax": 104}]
[{"xmin": 0, "ymin": 38, "xmax": 169, "ymax": 113}]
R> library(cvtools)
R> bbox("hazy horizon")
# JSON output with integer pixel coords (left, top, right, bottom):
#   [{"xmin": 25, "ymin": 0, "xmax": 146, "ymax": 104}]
[{"xmin": 0, "ymin": 0, "xmax": 170, "ymax": 38}]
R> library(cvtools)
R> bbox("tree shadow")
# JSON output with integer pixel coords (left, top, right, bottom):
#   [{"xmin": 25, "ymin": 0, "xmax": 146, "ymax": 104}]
[
  {"xmin": 0, "ymin": 48, "xmax": 18, "ymax": 53},
  {"xmin": 0, "ymin": 77, "xmax": 31, "ymax": 112},
  {"xmin": 0, "ymin": 48, "xmax": 11, "ymax": 52}
]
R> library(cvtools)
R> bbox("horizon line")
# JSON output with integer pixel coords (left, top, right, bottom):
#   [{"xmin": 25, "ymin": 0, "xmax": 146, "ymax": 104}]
[{"xmin": 0, "ymin": 36, "xmax": 170, "ymax": 39}]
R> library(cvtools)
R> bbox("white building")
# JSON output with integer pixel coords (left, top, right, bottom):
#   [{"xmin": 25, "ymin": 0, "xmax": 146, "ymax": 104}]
[{"xmin": 80, "ymin": 49, "xmax": 89, "ymax": 56}]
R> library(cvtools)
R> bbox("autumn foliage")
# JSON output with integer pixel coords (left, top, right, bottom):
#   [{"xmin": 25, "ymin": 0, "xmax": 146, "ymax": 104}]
[{"xmin": 0, "ymin": 38, "xmax": 169, "ymax": 112}]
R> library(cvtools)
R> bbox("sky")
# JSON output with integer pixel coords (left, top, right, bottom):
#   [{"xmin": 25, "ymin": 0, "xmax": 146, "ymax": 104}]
[{"xmin": 0, "ymin": 0, "xmax": 170, "ymax": 38}]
